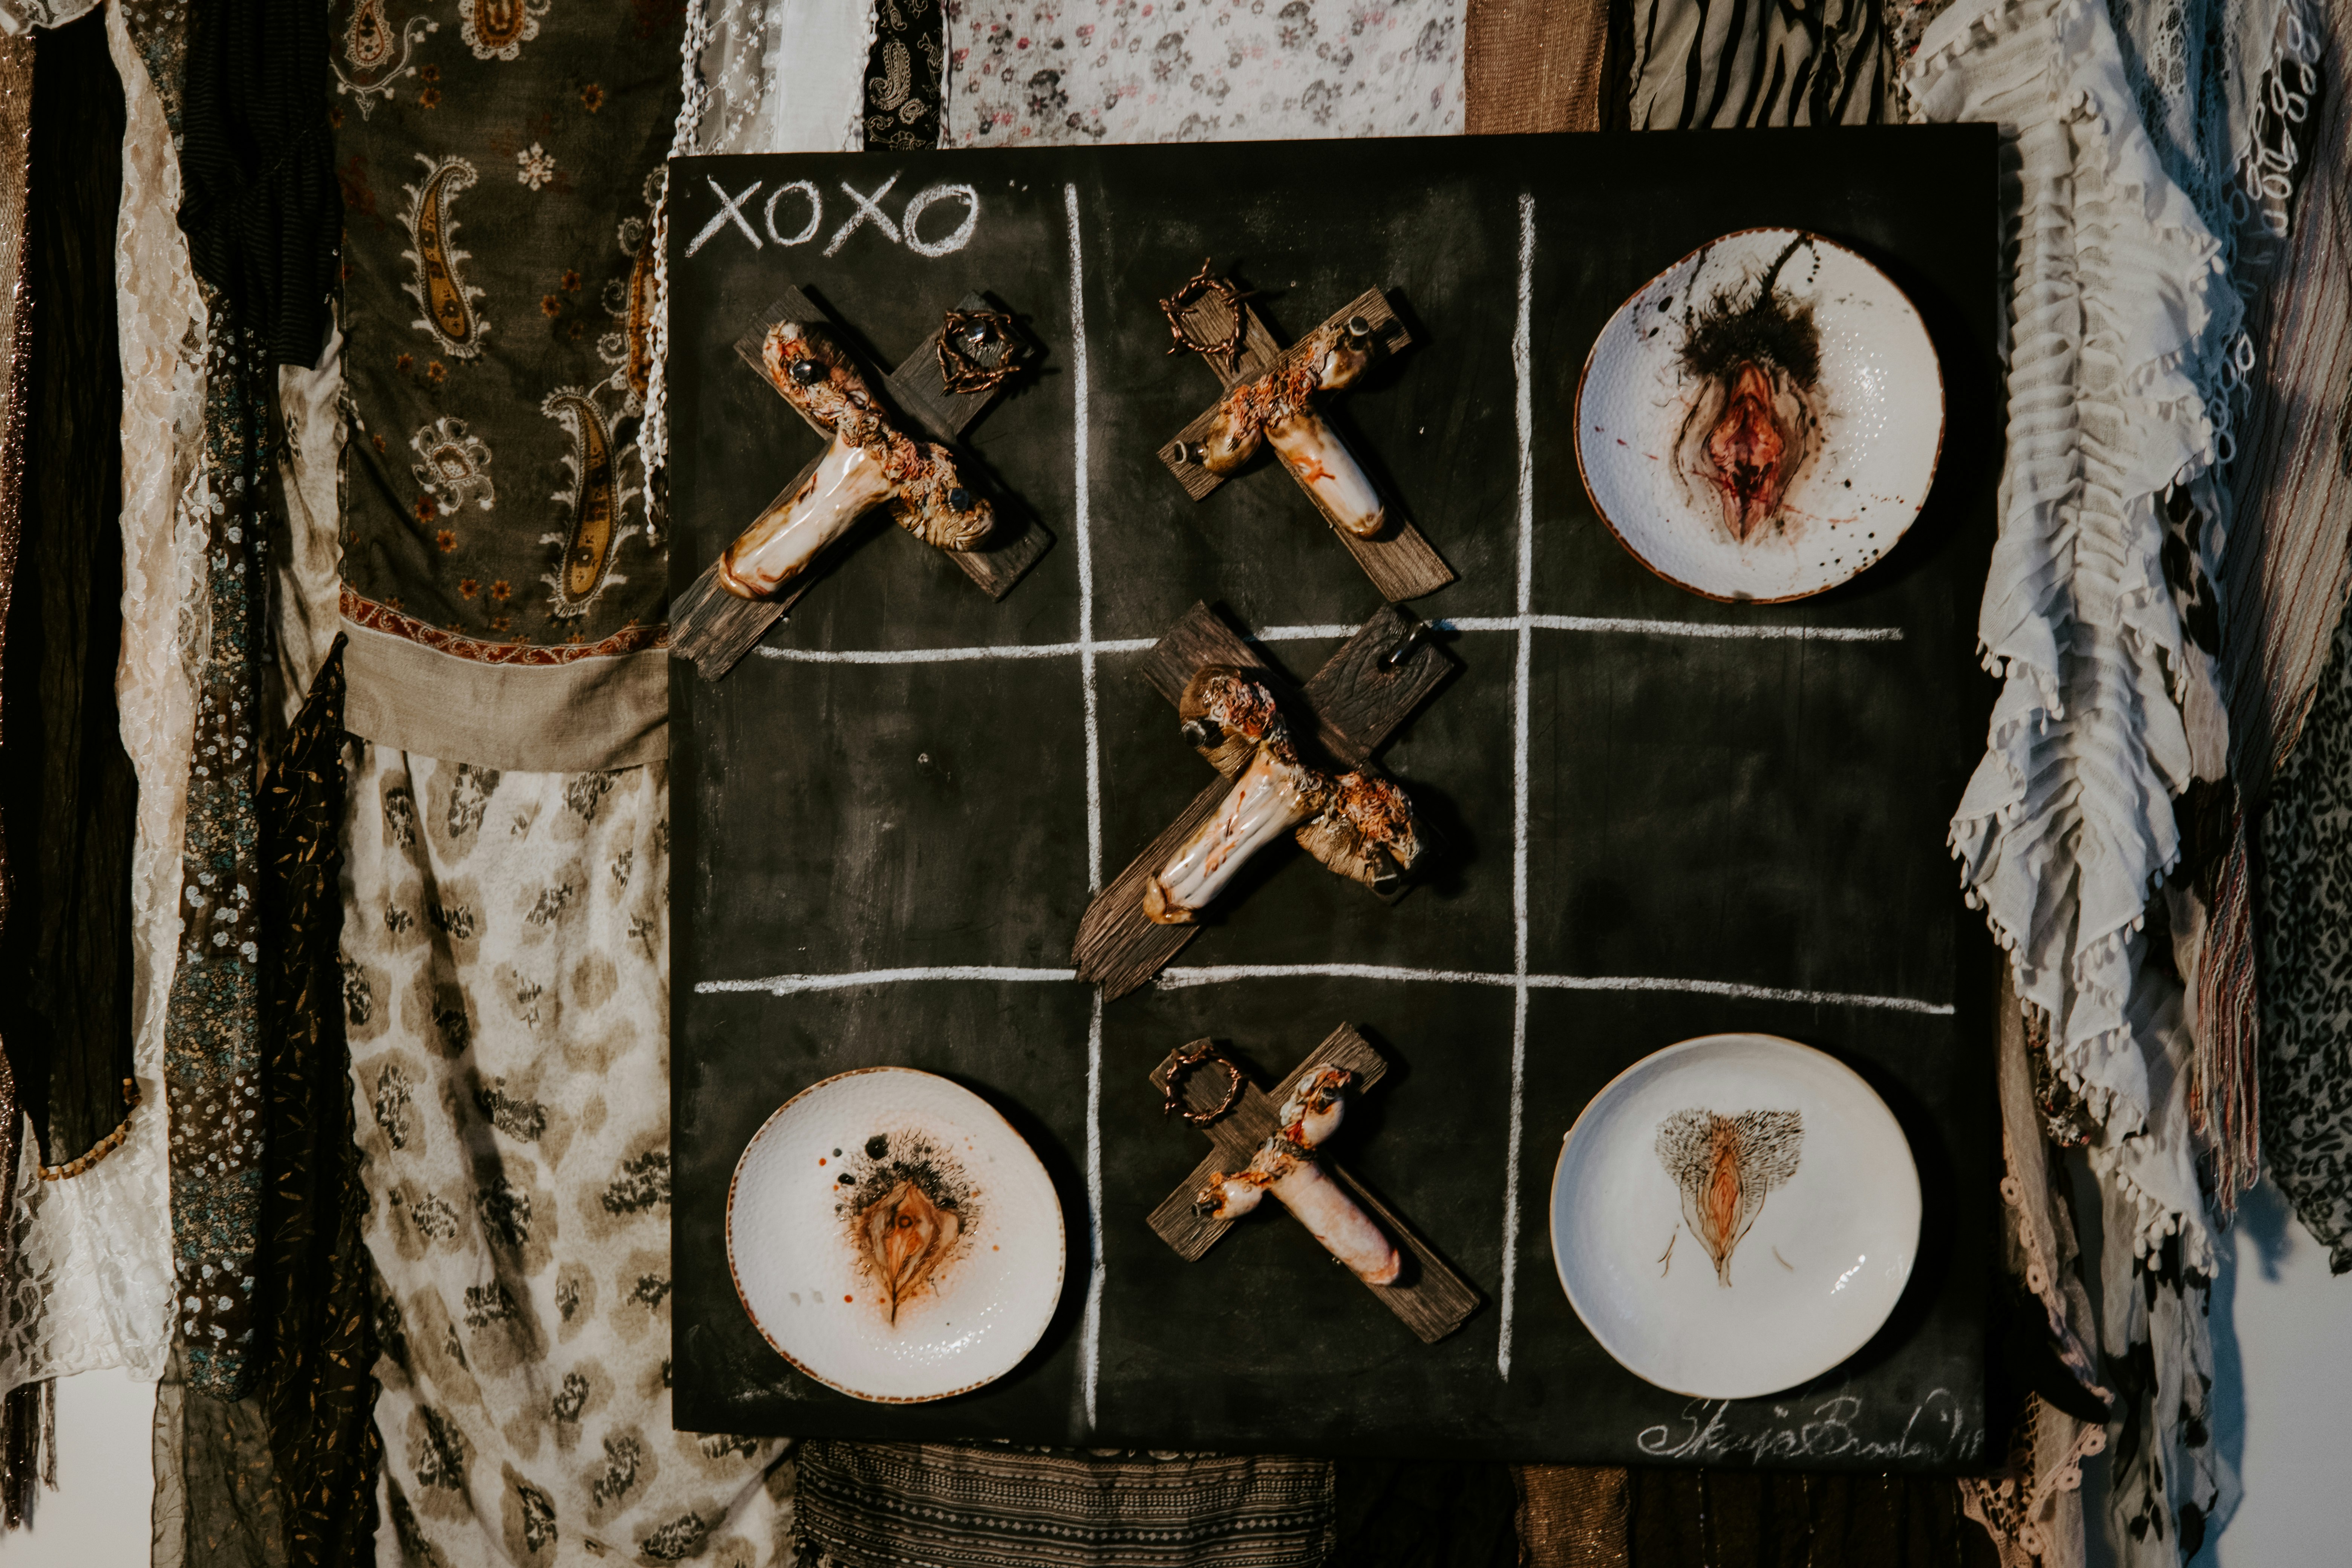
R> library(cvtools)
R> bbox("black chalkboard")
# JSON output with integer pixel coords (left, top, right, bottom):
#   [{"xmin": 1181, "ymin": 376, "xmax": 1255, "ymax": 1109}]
[{"xmin": 668, "ymin": 128, "xmax": 2002, "ymax": 1467}]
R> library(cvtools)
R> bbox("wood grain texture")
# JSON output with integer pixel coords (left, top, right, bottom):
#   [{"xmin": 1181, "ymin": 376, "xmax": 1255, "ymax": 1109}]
[
  {"xmin": 1144, "ymin": 1025, "xmax": 1481, "ymax": 1344},
  {"xmin": 1073, "ymin": 604, "xmax": 1456, "ymax": 994},
  {"xmin": 1071, "ymin": 776, "xmax": 1222, "ymax": 997},
  {"xmin": 676, "ymin": 289, "xmax": 1043, "ymax": 678},
  {"xmin": 1156, "ymin": 287, "xmax": 1453, "ymax": 601}
]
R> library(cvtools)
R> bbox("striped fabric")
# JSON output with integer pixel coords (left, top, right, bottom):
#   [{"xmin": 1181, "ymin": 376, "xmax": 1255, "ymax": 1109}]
[
  {"xmin": 2220, "ymin": 8, "xmax": 2352, "ymax": 808},
  {"xmin": 1627, "ymin": 0, "xmax": 1888, "ymax": 127},
  {"xmin": 793, "ymin": 1442, "xmax": 1336, "ymax": 1568}
]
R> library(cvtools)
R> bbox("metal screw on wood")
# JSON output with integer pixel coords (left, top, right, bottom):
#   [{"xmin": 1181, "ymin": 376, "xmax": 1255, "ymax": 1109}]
[{"xmin": 1382, "ymin": 620, "xmax": 1430, "ymax": 669}]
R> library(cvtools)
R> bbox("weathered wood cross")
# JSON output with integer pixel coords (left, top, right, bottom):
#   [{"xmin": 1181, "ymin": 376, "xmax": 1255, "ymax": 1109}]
[
  {"xmin": 669, "ymin": 286, "xmax": 1053, "ymax": 680},
  {"xmin": 1157, "ymin": 272, "xmax": 1454, "ymax": 602},
  {"xmin": 1147, "ymin": 1023, "xmax": 1481, "ymax": 1343},
  {"xmin": 1072, "ymin": 602, "xmax": 1454, "ymax": 999}
]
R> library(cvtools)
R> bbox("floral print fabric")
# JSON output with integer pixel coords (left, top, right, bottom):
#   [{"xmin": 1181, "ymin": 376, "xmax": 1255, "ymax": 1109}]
[
  {"xmin": 942, "ymin": 0, "xmax": 1465, "ymax": 144},
  {"xmin": 343, "ymin": 748, "xmax": 789, "ymax": 1566}
]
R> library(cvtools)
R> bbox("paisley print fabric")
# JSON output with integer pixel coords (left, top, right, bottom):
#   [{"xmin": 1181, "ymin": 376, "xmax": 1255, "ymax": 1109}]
[
  {"xmin": 332, "ymin": 0, "xmax": 680, "ymax": 772},
  {"xmin": 866, "ymin": 0, "xmax": 944, "ymax": 150},
  {"xmin": 343, "ymin": 747, "xmax": 790, "ymax": 1566}
]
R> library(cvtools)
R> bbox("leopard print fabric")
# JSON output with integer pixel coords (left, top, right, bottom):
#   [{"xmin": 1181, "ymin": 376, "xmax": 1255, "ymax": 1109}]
[
  {"xmin": 2259, "ymin": 605, "xmax": 2352, "ymax": 1275},
  {"xmin": 341, "ymin": 747, "xmax": 792, "ymax": 1564}
]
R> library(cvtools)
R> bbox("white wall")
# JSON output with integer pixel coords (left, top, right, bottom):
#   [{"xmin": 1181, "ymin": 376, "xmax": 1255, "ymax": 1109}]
[
  {"xmin": 3, "ymin": 1367, "xmax": 150, "ymax": 1564},
  {"xmin": 2074, "ymin": 1173, "xmax": 2352, "ymax": 1567}
]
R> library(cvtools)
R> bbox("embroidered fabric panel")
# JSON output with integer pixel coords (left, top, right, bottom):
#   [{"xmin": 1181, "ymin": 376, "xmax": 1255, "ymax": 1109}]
[
  {"xmin": 331, "ymin": 0, "xmax": 681, "ymax": 758},
  {"xmin": 342, "ymin": 749, "xmax": 790, "ymax": 1567}
]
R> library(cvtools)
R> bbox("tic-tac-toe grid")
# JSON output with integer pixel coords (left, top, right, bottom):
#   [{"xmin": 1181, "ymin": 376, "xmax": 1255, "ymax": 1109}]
[{"xmin": 669, "ymin": 132, "xmax": 2000, "ymax": 1464}]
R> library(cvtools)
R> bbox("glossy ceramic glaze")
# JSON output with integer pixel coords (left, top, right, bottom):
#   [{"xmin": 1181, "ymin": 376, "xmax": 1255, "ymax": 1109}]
[
  {"xmin": 1576, "ymin": 228, "xmax": 1944, "ymax": 603},
  {"xmin": 1550, "ymin": 1034, "xmax": 1920, "ymax": 1399},
  {"xmin": 727, "ymin": 1067, "xmax": 1064, "ymax": 1403}
]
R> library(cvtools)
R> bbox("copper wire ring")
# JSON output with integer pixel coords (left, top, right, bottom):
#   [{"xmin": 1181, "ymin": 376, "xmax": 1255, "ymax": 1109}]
[
  {"xmin": 1162, "ymin": 1040, "xmax": 1244, "ymax": 1126},
  {"xmin": 1157, "ymin": 258, "xmax": 1248, "ymax": 363},
  {"xmin": 937, "ymin": 309, "xmax": 1019, "ymax": 395}
]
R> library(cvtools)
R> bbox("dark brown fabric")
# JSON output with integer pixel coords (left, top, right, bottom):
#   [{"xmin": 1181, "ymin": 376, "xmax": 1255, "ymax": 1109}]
[
  {"xmin": 177, "ymin": 0, "xmax": 340, "ymax": 368},
  {"xmin": 1623, "ymin": 1470, "xmax": 2000, "ymax": 1567},
  {"xmin": 1465, "ymin": 0, "xmax": 1612, "ymax": 133},
  {"xmin": 0, "ymin": 1378, "xmax": 53, "ymax": 1530},
  {"xmin": 1334, "ymin": 1459, "xmax": 1521, "ymax": 1568},
  {"xmin": 0, "ymin": 3, "xmax": 133, "ymax": 1176},
  {"xmin": 1516, "ymin": 1465, "xmax": 1630, "ymax": 1568}
]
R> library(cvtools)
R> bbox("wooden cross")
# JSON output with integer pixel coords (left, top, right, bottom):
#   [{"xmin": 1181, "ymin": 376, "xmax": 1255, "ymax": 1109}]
[
  {"xmin": 669, "ymin": 287, "xmax": 1054, "ymax": 680},
  {"xmin": 1158, "ymin": 277, "xmax": 1454, "ymax": 602},
  {"xmin": 1147, "ymin": 1023, "xmax": 1481, "ymax": 1344},
  {"xmin": 1072, "ymin": 602, "xmax": 1453, "ymax": 1000}
]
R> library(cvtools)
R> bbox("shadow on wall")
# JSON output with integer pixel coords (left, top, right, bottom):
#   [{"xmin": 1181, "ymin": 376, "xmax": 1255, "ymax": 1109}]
[{"xmin": 2069, "ymin": 1158, "xmax": 2308, "ymax": 1568}]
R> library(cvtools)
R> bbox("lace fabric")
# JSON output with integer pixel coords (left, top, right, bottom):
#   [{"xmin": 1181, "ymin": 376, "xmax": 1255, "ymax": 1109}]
[{"xmin": 642, "ymin": 0, "xmax": 875, "ymax": 493}]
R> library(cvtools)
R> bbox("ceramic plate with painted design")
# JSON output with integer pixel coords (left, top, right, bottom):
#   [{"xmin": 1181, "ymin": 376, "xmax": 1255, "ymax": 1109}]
[
  {"xmin": 727, "ymin": 1067, "xmax": 1064, "ymax": 1403},
  {"xmin": 1549, "ymin": 1034, "xmax": 1920, "ymax": 1399},
  {"xmin": 1576, "ymin": 228, "xmax": 1944, "ymax": 603}
]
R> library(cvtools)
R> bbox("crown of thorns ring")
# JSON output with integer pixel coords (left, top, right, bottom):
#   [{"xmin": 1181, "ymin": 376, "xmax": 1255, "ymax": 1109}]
[
  {"xmin": 1162, "ymin": 1040, "xmax": 1245, "ymax": 1125},
  {"xmin": 1158, "ymin": 258, "xmax": 1248, "ymax": 363},
  {"xmin": 938, "ymin": 308, "xmax": 1019, "ymax": 395}
]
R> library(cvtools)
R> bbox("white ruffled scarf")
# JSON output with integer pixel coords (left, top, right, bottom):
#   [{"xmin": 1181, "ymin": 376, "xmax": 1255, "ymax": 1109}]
[{"xmin": 1911, "ymin": 0, "xmax": 2305, "ymax": 1557}]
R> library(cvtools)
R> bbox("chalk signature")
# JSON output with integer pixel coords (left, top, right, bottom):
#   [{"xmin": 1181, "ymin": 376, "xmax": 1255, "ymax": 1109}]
[{"xmin": 1637, "ymin": 1387, "xmax": 1979, "ymax": 1465}]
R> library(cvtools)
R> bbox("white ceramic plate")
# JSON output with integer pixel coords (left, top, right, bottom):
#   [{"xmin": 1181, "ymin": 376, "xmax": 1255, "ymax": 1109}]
[
  {"xmin": 727, "ymin": 1067, "xmax": 1064, "ymax": 1403},
  {"xmin": 1576, "ymin": 228, "xmax": 1944, "ymax": 603},
  {"xmin": 1550, "ymin": 1034, "xmax": 1920, "ymax": 1399}
]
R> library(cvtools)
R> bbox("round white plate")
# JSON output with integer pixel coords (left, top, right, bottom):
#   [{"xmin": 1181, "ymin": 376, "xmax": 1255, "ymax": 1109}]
[
  {"xmin": 727, "ymin": 1067, "xmax": 1064, "ymax": 1403},
  {"xmin": 1550, "ymin": 1034, "xmax": 1920, "ymax": 1399},
  {"xmin": 1576, "ymin": 228, "xmax": 1945, "ymax": 603}
]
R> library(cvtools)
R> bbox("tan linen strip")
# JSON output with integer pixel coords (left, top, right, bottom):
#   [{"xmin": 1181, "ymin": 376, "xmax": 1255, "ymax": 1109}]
[
  {"xmin": 341, "ymin": 617, "xmax": 669, "ymax": 770},
  {"xmin": 1465, "ymin": 0, "xmax": 1610, "ymax": 133}
]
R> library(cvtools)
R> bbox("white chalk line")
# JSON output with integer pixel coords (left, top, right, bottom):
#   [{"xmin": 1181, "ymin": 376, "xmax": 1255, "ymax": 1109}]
[
  {"xmin": 696, "ymin": 965, "xmax": 1076, "ymax": 996},
  {"xmin": 1066, "ymin": 183, "xmax": 1102, "ymax": 899},
  {"xmin": 1082, "ymin": 987, "xmax": 1104, "ymax": 1431},
  {"xmin": 1153, "ymin": 963, "xmax": 1955, "ymax": 1014},
  {"xmin": 753, "ymin": 616, "xmax": 1903, "ymax": 665},
  {"xmin": 1067, "ymin": 182, "xmax": 1106, "ymax": 1431},
  {"xmin": 1501, "ymin": 192, "xmax": 1537, "ymax": 1383},
  {"xmin": 692, "ymin": 960, "xmax": 1955, "ymax": 1015}
]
